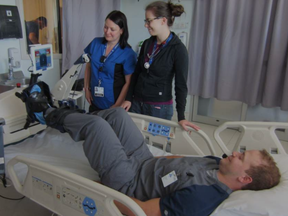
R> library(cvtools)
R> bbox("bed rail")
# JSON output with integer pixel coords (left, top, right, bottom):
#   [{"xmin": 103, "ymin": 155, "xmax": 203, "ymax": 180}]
[
  {"xmin": 129, "ymin": 113, "xmax": 216, "ymax": 156},
  {"xmin": 7, "ymin": 155, "xmax": 146, "ymax": 216},
  {"xmin": 214, "ymin": 121, "xmax": 288, "ymax": 155}
]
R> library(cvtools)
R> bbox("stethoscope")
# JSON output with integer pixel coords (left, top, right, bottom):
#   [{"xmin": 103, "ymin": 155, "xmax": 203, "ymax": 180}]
[{"xmin": 144, "ymin": 33, "xmax": 173, "ymax": 70}]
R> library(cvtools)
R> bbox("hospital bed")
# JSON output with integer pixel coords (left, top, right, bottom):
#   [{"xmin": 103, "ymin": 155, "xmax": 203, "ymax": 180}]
[
  {"xmin": 2, "ymin": 114, "xmax": 288, "ymax": 216},
  {"xmin": 1, "ymin": 55, "xmax": 288, "ymax": 215}
]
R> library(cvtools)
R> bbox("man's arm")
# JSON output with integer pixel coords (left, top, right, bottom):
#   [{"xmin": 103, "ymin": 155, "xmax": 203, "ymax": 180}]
[
  {"xmin": 28, "ymin": 32, "xmax": 39, "ymax": 44},
  {"xmin": 114, "ymin": 197, "xmax": 161, "ymax": 216}
]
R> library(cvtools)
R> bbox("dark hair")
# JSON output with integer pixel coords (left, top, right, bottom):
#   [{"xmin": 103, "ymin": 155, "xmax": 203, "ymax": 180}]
[
  {"xmin": 103, "ymin": 10, "xmax": 130, "ymax": 49},
  {"xmin": 36, "ymin": 16, "xmax": 47, "ymax": 27},
  {"xmin": 145, "ymin": 1, "xmax": 185, "ymax": 27},
  {"xmin": 242, "ymin": 149, "xmax": 281, "ymax": 190}
]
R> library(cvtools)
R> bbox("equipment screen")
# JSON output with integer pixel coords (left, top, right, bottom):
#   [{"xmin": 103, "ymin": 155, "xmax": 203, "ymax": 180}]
[{"xmin": 30, "ymin": 44, "xmax": 53, "ymax": 73}]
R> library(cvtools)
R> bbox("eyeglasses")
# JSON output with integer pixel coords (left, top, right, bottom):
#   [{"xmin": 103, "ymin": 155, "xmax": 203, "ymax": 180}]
[{"xmin": 144, "ymin": 17, "xmax": 162, "ymax": 25}]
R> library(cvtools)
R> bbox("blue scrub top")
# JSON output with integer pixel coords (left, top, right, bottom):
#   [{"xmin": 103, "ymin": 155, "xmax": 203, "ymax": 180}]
[{"xmin": 84, "ymin": 37, "xmax": 137, "ymax": 109}]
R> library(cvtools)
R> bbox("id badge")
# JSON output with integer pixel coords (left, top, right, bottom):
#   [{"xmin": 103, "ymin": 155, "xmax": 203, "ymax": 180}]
[
  {"xmin": 94, "ymin": 86, "xmax": 104, "ymax": 97},
  {"xmin": 161, "ymin": 170, "xmax": 178, "ymax": 187}
]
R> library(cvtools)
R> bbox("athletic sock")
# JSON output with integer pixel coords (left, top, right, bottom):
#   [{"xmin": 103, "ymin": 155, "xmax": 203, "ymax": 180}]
[{"xmin": 30, "ymin": 84, "xmax": 50, "ymax": 125}]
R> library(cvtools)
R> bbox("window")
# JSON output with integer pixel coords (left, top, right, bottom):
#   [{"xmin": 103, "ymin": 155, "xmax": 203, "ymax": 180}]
[{"xmin": 16, "ymin": 0, "xmax": 62, "ymax": 59}]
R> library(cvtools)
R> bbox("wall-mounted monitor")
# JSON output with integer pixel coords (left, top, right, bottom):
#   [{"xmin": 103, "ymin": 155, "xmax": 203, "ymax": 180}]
[{"xmin": 30, "ymin": 44, "xmax": 53, "ymax": 73}]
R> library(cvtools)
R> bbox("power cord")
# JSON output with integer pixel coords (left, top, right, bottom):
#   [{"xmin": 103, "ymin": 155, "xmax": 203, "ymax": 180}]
[
  {"xmin": 70, "ymin": 64, "xmax": 83, "ymax": 100},
  {"xmin": 1, "ymin": 174, "xmax": 7, "ymax": 187},
  {"xmin": 28, "ymin": 52, "xmax": 34, "ymax": 73},
  {"xmin": 0, "ymin": 175, "xmax": 13, "ymax": 187},
  {"xmin": 0, "ymin": 175, "xmax": 25, "ymax": 201},
  {"xmin": 0, "ymin": 194, "xmax": 25, "ymax": 201}
]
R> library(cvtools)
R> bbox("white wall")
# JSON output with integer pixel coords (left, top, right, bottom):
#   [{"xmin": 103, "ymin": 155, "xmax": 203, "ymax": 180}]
[
  {"xmin": 0, "ymin": 1, "xmax": 19, "ymax": 74},
  {"xmin": 0, "ymin": 0, "xmax": 60, "ymax": 88},
  {"xmin": 120, "ymin": 0, "xmax": 151, "ymax": 52},
  {"xmin": 121, "ymin": 0, "xmax": 193, "ymax": 52}
]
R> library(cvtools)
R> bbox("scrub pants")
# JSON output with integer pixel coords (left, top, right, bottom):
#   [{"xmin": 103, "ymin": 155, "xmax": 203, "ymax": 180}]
[{"xmin": 61, "ymin": 107, "xmax": 153, "ymax": 194}]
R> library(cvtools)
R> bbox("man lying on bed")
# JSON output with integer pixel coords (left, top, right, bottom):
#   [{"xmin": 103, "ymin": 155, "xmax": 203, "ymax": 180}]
[{"xmin": 18, "ymin": 82, "xmax": 281, "ymax": 216}]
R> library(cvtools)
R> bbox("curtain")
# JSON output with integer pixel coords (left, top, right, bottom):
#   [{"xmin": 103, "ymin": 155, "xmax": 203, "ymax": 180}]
[
  {"xmin": 187, "ymin": 0, "xmax": 288, "ymax": 110},
  {"xmin": 62, "ymin": 0, "xmax": 120, "ymax": 74},
  {"xmin": 262, "ymin": 0, "xmax": 288, "ymax": 110}
]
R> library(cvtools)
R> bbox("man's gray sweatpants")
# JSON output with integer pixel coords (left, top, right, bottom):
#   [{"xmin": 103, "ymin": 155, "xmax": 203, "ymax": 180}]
[{"xmin": 62, "ymin": 107, "xmax": 153, "ymax": 194}]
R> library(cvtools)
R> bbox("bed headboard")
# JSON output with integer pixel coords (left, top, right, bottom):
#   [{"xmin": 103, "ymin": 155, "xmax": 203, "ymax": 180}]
[{"xmin": 214, "ymin": 121, "xmax": 288, "ymax": 155}]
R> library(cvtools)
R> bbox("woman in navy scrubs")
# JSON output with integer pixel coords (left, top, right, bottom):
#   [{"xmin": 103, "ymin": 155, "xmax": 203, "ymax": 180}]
[{"xmin": 84, "ymin": 10, "xmax": 137, "ymax": 112}]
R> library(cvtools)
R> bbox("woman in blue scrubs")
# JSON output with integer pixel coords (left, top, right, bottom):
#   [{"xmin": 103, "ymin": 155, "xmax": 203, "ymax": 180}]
[{"xmin": 84, "ymin": 11, "xmax": 137, "ymax": 112}]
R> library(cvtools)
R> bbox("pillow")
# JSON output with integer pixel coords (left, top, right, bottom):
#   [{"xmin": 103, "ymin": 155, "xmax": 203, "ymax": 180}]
[{"xmin": 211, "ymin": 154, "xmax": 288, "ymax": 216}]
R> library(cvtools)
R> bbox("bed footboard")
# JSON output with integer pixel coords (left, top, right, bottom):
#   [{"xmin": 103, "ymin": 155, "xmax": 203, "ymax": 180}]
[{"xmin": 7, "ymin": 155, "xmax": 146, "ymax": 216}]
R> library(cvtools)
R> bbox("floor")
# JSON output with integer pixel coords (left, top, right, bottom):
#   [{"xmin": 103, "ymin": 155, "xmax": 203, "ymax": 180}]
[
  {"xmin": 1, "ymin": 122, "xmax": 287, "ymax": 216},
  {"xmin": 0, "ymin": 184, "xmax": 53, "ymax": 216}
]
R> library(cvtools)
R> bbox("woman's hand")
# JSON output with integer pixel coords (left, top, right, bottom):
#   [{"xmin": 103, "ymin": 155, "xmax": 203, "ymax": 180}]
[
  {"xmin": 178, "ymin": 120, "xmax": 201, "ymax": 131},
  {"xmin": 121, "ymin": 101, "xmax": 132, "ymax": 111},
  {"xmin": 85, "ymin": 89, "xmax": 93, "ymax": 105}
]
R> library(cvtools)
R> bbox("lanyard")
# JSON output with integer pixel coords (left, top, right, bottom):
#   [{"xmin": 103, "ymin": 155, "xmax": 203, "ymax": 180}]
[
  {"xmin": 148, "ymin": 33, "xmax": 173, "ymax": 65},
  {"xmin": 98, "ymin": 42, "xmax": 119, "ymax": 86},
  {"xmin": 102, "ymin": 42, "xmax": 119, "ymax": 63}
]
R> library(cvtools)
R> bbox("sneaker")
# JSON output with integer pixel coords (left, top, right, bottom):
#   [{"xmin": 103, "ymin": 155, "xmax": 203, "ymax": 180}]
[{"xmin": 29, "ymin": 84, "xmax": 50, "ymax": 124}]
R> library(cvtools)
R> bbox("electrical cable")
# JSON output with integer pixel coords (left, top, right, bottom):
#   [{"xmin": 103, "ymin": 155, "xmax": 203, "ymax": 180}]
[
  {"xmin": 0, "ymin": 194, "xmax": 25, "ymax": 201},
  {"xmin": 0, "ymin": 175, "xmax": 25, "ymax": 200},
  {"xmin": 0, "ymin": 175, "xmax": 12, "ymax": 187},
  {"xmin": 28, "ymin": 52, "xmax": 34, "ymax": 73},
  {"xmin": 70, "ymin": 64, "xmax": 84, "ymax": 100}
]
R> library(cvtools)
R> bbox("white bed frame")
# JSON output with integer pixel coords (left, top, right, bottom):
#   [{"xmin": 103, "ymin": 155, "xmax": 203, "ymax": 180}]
[
  {"xmin": 4, "ymin": 112, "xmax": 217, "ymax": 216},
  {"xmin": 129, "ymin": 112, "xmax": 216, "ymax": 155},
  {"xmin": 7, "ymin": 155, "xmax": 146, "ymax": 216},
  {"xmin": 5, "ymin": 116, "xmax": 288, "ymax": 216}
]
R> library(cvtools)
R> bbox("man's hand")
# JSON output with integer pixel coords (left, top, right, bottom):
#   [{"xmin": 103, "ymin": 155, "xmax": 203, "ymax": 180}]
[{"xmin": 179, "ymin": 119, "xmax": 201, "ymax": 131}]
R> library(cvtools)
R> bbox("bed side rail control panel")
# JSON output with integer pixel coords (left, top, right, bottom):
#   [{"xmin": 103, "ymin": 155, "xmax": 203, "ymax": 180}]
[
  {"xmin": 147, "ymin": 122, "xmax": 171, "ymax": 137},
  {"xmin": 7, "ymin": 156, "xmax": 146, "ymax": 216},
  {"xmin": 31, "ymin": 175, "xmax": 101, "ymax": 216},
  {"xmin": 61, "ymin": 187, "xmax": 97, "ymax": 216},
  {"xmin": 129, "ymin": 113, "xmax": 216, "ymax": 156}
]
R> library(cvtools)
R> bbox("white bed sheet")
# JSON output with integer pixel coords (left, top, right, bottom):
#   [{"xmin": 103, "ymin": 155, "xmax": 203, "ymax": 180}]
[{"xmin": 4, "ymin": 127, "xmax": 171, "ymax": 183}]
